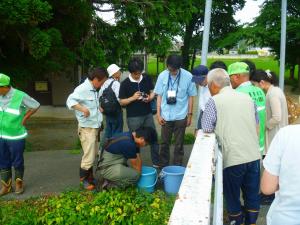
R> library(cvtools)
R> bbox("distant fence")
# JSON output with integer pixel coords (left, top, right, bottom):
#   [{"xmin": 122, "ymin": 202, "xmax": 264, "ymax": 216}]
[
  {"xmin": 168, "ymin": 131, "xmax": 223, "ymax": 225},
  {"xmin": 208, "ymin": 54, "xmax": 258, "ymax": 59}
]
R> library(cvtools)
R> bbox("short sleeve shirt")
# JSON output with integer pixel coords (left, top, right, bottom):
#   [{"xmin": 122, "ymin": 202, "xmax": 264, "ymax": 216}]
[
  {"xmin": 154, "ymin": 68, "xmax": 197, "ymax": 121},
  {"xmin": 263, "ymin": 125, "xmax": 300, "ymax": 225},
  {"xmin": 106, "ymin": 132, "xmax": 140, "ymax": 159},
  {"xmin": 119, "ymin": 75, "xmax": 153, "ymax": 117},
  {"xmin": 0, "ymin": 88, "xmax": 40, "ymax": 110}
]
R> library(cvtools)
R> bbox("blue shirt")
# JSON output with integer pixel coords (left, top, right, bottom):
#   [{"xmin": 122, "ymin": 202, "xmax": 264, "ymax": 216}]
[
  {"xmin": 106, "ymin": 132, "xmax": 140, "ymax": 159},
  {"xmin": 0, "ymin": 87, "xmax": 40, "ymax": 110},
  {"xmin": 154, "ymin": 68, "xmax": 197, "ymax": 121},
  {"xmin": 66, "ymin": 78, "xmax": 103, "ymax": 128}
]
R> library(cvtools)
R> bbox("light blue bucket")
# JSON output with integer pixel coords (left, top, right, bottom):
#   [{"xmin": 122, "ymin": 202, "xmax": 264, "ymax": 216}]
[
  {"xmin": 137, "ymin": 166, "xmax": 157, "ymax": 193},
  {"xmin": 162, "ymin": 166, "xmax": 185, "ymax": 194}
]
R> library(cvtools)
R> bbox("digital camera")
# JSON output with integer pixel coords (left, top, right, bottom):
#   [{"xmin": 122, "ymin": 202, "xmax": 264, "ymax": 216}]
[
  {"xmin": 166, "ymin": 96, "xmax": 176, "ymax": 105},
  {"xmin": 139, "ymin": 92, "xmax": 148, "ymax": 100}
]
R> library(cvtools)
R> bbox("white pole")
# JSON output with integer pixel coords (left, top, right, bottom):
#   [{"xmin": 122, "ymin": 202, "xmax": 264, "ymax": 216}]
[
  {"xmin": 201, "ymin": 0, "xmax": 212, "ymax": 66},
  {"xmin": 279, "ymin": 0, "xmax": 287, "ymax": 90}
]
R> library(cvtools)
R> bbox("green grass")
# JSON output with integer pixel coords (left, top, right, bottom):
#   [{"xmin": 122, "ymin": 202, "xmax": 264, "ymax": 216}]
[{"xmin": 147, "ymin": 56, "xmax": 299, "ymax": 81}]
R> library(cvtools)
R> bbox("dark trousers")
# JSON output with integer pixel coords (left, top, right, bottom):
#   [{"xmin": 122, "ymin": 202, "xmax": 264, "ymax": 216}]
[
  {"xmin": 104, "ymin": 113, "xmax": 123, "ymax": 140},
  {"xmin": 127, "ymin": 113, "xmax": 159, "ymax": 165},
  {"xmin": 0, "ymin": 138, "xmax": 25, "ymax": 171},
  {"xmin": 160, "ymin": 118, "xmax": 187, "ymax": 167},
  {"xmin": 223, "ymin": 160, "xmax": 260, "ymax": 225}
]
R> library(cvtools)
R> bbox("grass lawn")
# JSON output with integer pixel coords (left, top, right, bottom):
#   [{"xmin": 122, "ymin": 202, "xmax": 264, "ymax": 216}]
[{"xmin": 147, "ymin": 56, "xmax": 299, "ymax": 83}]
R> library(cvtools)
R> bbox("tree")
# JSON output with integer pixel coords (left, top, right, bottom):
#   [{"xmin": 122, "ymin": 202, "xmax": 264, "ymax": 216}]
[
  {"xmin": 0, "ymin": 0, "xmax": 95, "ymax": 85},
  {"xmin": 180, "ymin": 0, "xmax": 245, "ymax": 70},
  {"xmin": 244, "ymin": 0, "xmax": 300, "ymax": 85},
  {"xmin": 93, "ymin": 0, "xmax": 192, "ymax": 68}
]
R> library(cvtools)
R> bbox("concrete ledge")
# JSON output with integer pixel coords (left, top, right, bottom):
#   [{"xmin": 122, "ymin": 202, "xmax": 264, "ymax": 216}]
[{"xmin": 168, "ymin": 131, "xmax": 216, "ymax": 225}]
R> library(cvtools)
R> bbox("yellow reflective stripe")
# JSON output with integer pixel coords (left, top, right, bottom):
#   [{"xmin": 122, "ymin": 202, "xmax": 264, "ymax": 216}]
[
  {"xmin": 1, "ymin": 132, "xmax": 27, "ymax": 140},
  {"xmin": 4, "ymin": 108, "xmax": 20, "ymax": 115}
]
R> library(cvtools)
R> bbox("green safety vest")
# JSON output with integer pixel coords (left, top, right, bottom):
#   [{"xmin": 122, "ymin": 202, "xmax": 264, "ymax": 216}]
[
  {"xmin": 0, "ymin": 89, "xmax": 27, "ymax": 140},
  {"xmin": 236, "ymin": 84, "xmax": 266, "ymax": 155}
]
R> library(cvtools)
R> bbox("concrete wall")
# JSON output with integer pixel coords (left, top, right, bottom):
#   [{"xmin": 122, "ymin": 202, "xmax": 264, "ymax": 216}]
[{"xmin": 50, "ymin": 73, "xmax": 76, "ymax": 106}]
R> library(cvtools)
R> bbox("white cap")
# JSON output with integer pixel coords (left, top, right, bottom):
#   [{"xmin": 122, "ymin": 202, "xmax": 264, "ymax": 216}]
[{"xmin": 107, "ymin": 64, "xmax": 120, "ymax": 77}]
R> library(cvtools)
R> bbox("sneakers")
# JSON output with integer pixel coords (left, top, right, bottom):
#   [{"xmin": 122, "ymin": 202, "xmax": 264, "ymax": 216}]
[
  {"xmin": 152, "ymin": 164, "xmax": 160, "ymax": 169},
  {"xmin": 15, "ymin": 178, "xmax": 24, "ymax": 194},
  {"xmin": 0, "ymin": 179, "xmax": 12, "ymax": 197},
  {"xmin": 260, "ymin": 193, "xmax": 275, "ymax": 205},
  {"xmin": 80, "ymin": 179, "xmax": 95, "ymax": 191}
]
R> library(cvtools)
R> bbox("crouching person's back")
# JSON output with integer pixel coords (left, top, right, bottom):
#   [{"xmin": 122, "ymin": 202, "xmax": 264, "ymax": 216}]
[{"xmin": 97, "ymin": 127, "xmax": 157, "ymax": 189}]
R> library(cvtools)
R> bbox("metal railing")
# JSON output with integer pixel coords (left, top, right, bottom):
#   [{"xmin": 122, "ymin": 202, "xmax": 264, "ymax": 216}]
[{"xmin": 168, "ymin": 131, "xmax": 223, "ymax": 225}]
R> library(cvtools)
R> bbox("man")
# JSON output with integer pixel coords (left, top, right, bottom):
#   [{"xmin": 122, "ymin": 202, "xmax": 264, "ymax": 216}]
[
  {"xmin": 261, "ymin": 125, "xmax": 300, "ymax": 225},
  {"xmin": 191, "ymin": 65, "xmax": 209, "ymax": 130},
  {"xmin": 228, "ymin": 62, "xmax": 266, "ymax": 156},
  {"xmin": 209, "ymin": 60, "xmax": 227, "ymax": 71},
  {"xmin": 97, "ymin": 127, "xmax": 156, "ymax": 188},
  {"xmin": 201, "ymin": 68, "xmax": 261, "ymax": 225},
  {"xmin": 119, "ymin": 57, "xmax": 159, "ymax": 168},
  {"xmin": 100, "ymin": 64, "xmax": 123, "ymax": 140},
  {"xmin": 0, "ymin": 73, "xmax": 40, "ymax": 196},
  {"xmin": 66, "ymin": 68, "xmax": 107, "ymax": 191},
  {"xmin": 154, "ymin": 55, "xmax": 197, "ymax": 167}
]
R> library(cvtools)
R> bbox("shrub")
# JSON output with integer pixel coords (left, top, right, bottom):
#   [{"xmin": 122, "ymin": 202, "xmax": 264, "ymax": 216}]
[{"xmin": 0, "ymin": 188, "xmax": 175, "ymax": 225}]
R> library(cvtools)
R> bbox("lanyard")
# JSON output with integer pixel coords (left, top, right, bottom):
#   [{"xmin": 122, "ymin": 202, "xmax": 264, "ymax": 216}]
[{"xmin": 167, "ymin": 69, "xmax": 181, "ymax": 92}]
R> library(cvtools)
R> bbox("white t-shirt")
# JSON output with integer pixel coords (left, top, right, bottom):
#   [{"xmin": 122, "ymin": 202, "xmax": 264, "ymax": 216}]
[
  {"xmin": 263, "ymin": 125, "xmax": 300, "ymax": 225},
  {"xmin": 198, "ymin": 85, "xmax": 211, "ymax": 112},
  {"xmin": 99, "ymin": 78, "xmax": 120, "ymax": 100}
]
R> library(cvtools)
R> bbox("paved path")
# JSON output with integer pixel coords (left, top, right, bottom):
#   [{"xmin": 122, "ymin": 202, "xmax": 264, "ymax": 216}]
[{"xmin": 1, "ymin": 145, "xmax": 193, "ymax": 200}]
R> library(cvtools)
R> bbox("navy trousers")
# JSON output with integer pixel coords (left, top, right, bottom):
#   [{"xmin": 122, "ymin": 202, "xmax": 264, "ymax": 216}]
[
  {"xmin": 223, "ymin": 160, "xmax": 260, "ymax": 224},
  {"xmin": 0, "ymin": 138, "xmax": 25, "ymax": 171}
]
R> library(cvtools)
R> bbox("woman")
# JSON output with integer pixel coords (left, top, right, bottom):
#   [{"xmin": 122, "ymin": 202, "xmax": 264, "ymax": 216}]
[{"xmin": 251, "ymin": 69, "xmax": 288, "ymax": 152}]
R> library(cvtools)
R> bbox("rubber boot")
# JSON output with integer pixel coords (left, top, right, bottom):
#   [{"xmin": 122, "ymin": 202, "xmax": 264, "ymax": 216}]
[
  {"xmin": 0, "ymin": 169, "xmax": 12, "ymax": 197},
  {"xmin": 244, "ymin": 209, "xmax": 259, "ymax": 225},
  {"xmin": 80, "ymin": 168, "xmax": 95, "ymax": 191},
  {"xmin": 15, "ymin": 168, "xmax": 24, "ymax": 194},
  {"xmin": 228, "ymin": 212, "xmax": 244, "ymax": 225}
]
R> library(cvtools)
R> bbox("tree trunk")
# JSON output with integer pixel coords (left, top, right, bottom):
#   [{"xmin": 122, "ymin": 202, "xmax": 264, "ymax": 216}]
[
  {"xmin": 181, "ymin": 15, "xmax": 198, "ymax": 70},
  {"xmin": 191, "ymin": 48, "xmax": 197, "ymax": 70},
  {"xmin": 289, "ymin": 65, "xmax": 295, "ymax": 80}
]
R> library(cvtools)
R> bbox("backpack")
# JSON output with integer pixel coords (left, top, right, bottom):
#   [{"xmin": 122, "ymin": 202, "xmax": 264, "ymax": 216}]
[{"xmin": 100, "ymin": 80, "xmax": 121, "ymax": 116}]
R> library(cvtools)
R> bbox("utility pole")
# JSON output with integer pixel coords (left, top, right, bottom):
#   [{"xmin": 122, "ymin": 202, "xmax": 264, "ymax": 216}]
[
  {"xmin": 279, "ymin": 0, "xmax": 287, "ymax": 90},
  {"xmin": 201, "ymin": 0, "xmax": 212, "ymax": 66}
]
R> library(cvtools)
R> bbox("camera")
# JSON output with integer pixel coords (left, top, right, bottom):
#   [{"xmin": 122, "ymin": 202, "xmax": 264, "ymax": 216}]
[
  {"xmin": 166, "ymin": 90, "xmax": 177, "ymax": 105},
  {"xmin": 139, "ymin": 92, "xmax": 148, "ymax": 101},
  {"xmin": 167, "ymin": 96, "xmax": 177, "ymax": 105}
]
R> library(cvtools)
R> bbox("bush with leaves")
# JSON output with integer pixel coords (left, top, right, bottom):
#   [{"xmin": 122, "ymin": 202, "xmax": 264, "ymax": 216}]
[{"xmin": 0, "ymin": 188, "xmax": 175, "ymax": 225}]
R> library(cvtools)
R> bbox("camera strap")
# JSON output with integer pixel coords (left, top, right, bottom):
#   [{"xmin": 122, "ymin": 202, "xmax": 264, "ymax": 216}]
[{"xmin": 167, "ymin": 69, "xmax": 181, "ymax": 94}]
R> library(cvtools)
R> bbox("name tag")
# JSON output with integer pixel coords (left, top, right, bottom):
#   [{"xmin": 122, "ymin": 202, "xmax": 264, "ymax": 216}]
[{"xmin": 167, "ymin": 90, "xmax": 176, "ymax": 98}]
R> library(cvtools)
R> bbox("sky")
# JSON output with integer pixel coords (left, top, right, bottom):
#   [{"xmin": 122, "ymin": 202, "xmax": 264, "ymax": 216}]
[
  {"xmin": 98, "ymin": 0, "xmax": 265, "ymax": 25},
  {"xmin": 234, "ymin": 0, "xmax": 265, "ymax": 24}
]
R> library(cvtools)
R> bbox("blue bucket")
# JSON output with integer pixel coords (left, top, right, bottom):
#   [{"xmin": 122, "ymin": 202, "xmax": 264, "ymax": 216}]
[
  {"xmin": 137, "ymin": 166, "xmax": 157, "ymax": 193},
  {"xmin": 162, "ymin": 166, "xmax": 185, "ymax": 194}
]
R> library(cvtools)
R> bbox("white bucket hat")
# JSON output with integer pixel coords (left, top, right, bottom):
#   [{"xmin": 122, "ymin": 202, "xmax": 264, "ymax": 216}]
[{"xmin": 107, "ymin": 64, "xmax": 120, "ymax": 77}]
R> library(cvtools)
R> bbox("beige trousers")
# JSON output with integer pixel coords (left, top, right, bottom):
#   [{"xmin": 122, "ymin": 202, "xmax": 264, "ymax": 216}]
[{"xmin": 78, "ymin": 127, "xmax": 99, "ymax": 170}]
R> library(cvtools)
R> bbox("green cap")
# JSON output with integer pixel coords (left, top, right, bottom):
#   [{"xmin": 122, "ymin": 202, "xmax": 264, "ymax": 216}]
[
  {"xmin": 228, "ymin": 62, "xmax": 250, "ymax": 76},
  {"xmin": 0, "ymin": 73, "xmax": 10, "ymax": 86}
]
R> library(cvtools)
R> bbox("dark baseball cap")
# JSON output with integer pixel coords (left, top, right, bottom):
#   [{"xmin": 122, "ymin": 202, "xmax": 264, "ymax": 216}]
[{"xmin": 191, "ymin": 65, "xmax": 208, "ymax": 84}]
